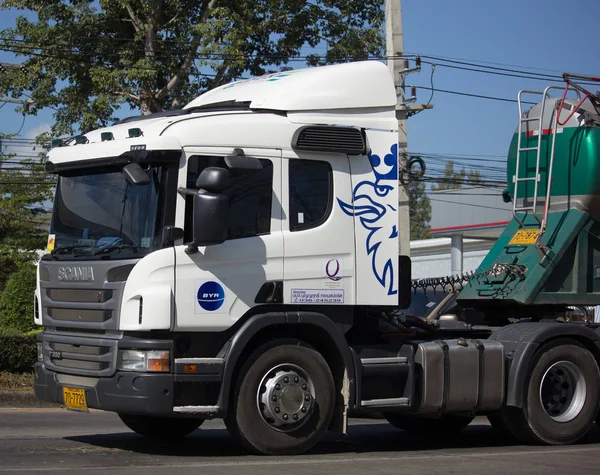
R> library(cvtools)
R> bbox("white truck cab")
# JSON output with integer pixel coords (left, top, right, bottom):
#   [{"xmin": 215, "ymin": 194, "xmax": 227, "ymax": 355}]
[
  {"xmin": 35, "ymin": 61, "xmax": 408, "ymax": 454},
  {"xmin": 34, "ymin": 61, "xmax": 600, "ymax": 455}
]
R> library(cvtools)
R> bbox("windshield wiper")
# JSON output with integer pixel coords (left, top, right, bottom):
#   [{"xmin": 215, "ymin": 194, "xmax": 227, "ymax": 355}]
[
  {"xmin": 92, "ymin": 243, "xmax": 142, "ymax": 256},
  {"xmin": 50, "ymin": 244, "xmax": 93, "ymax": 257}
]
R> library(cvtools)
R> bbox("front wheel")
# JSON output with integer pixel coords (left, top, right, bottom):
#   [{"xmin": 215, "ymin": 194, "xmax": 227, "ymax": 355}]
[
  {"xmin": 226, "ymin": 341, "xmax": 335, "ymax": 455},
  {"xmin": 384, "ymin": 413, "xmax": 474, "ymax": 436},
  {"xmin": 501, "ymin": 341, "xmax": 600, "ymax": 445},
  {"xmin": 118, "ymin": 414, "xmax": 203, "ymax": 438}
]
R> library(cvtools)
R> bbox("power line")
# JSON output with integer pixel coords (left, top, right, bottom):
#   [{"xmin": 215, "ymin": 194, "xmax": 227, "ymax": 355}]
[
  {"xmin": 4, "ymin": 35, "xmax": 598, "ymax": 84},
  {"xmin": 428, "ymin": 197, "xmax": 509, "ymax": 211},
  {"xmin": 404, "ymin": 51, "xmax": 564, "ymax": 75},
  {"xmin": 413, "ymin": 150, "xmax": 506, "ymax": 159},
  {"xmin": 417, "ymin": 54, "xmax": 600, "ymax": 87},
  {"xmin": 414, "ymin": 85, "xmax": 534, "ymax": 104}
]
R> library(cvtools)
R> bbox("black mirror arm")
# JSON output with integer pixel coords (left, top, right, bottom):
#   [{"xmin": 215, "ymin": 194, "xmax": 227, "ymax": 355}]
[
  {"xmin": 185, "ymin": 243, "xmax": 199, "ymax": 255},
  {"xmin": 178, "ymin": 187, "xmax": 197, "ymax": 197},
  {"xmin": 162, "ymin": 226, "xmax": 184, "ymax": 247}
]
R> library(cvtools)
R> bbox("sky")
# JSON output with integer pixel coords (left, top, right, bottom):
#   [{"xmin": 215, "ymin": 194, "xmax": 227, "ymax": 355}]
[{"xmin": 1, "ymin": 0, "xmax": 599, "ymax": 185}]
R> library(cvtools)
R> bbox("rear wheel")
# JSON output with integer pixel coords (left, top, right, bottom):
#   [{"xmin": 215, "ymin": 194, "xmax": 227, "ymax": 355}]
[
  {"xmin": 118, "ymin": 414, "xmax": 203, "ymax": 438},
  {"xmin": 501, "ymin": 341, "xmax": 600, "ymax": 445},
  {"xmin": 226, "ymin": 341, "xmax": 335, "ymax": 455},
  {"xmin": 384, "ymin": 413, "xmax": 474, "ymax": 435}
]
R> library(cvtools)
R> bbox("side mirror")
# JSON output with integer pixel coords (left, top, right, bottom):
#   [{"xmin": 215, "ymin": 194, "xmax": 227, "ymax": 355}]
[
  {"xmin": 191, "ymin": 191, "xmax": 229, "ymax": 247},
  {"xmin": 122, "ymin": 162, "xmax": 150, "ymax": 185},
  {"xmin": 188, "ymin": 167, "xmax": 230, "ymax": 249},
  {"xmin": 196, "ymin": 167, "xmax": 229, "ymax": 192}
]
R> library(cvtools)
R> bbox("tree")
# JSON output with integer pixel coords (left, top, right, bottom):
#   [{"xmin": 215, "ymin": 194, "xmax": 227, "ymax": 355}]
[
  {"xmin": 0, "ymin": 263, "xmax": 37, "ymax": 333},
  {"xmin": 0, "ymin": 133, "xmax": 54, "ymax": 285},
  {"xmin": 0, "ymin": 0, "xmax": 385, "ymax": 136},
  {"xmin": 408, "ymin": 179, "xmax": 431, "ymax": 240},
  {"xmin": 431, "ymin": 160, "xmax": 482, "ymax": 191}
]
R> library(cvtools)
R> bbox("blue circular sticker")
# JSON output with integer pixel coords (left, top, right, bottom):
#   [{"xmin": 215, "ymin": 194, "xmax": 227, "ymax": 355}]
[{"xmin": 197, "ymin": 281, "xmax": 225, "ymax": 311}]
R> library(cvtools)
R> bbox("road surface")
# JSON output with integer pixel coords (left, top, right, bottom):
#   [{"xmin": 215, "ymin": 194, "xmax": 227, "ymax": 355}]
[{"xmin": 0, "ymin": 409, "xmax": 599, "ymax": 474}]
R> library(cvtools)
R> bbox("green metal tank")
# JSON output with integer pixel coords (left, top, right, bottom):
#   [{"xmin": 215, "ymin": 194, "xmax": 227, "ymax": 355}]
[
  {"xmin": 506, "ymin": 98, "xmax": 600, "ymax": 219},
  {"xmin": 458, "ymin": 90, "xmax": 600, "ymax": 310}
]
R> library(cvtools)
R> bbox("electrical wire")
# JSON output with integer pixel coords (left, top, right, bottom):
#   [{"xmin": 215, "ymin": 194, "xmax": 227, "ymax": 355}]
[
  {"xmin": 428, "ymin": 197, "xmax": 510, "ymax": 211},
  {"xmin": 414, "ymin": 85, "xmax": 535, "ymax": 104}
]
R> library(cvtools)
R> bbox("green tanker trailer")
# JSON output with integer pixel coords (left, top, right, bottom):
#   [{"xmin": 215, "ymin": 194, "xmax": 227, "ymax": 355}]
[{"xmin": 459, "ymin": 74, "xmax": 600, "ymax": 316}]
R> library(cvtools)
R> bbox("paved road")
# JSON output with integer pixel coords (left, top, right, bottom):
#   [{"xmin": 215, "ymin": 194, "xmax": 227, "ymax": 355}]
[{"xmin": 0, "ymin": 409, "xmax": 599, "ymax": 474}]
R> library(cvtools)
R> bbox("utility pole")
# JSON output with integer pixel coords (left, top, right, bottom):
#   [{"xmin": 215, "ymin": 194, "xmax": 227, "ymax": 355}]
[
  {"xmin": 386, "ymin": 0, "xmax": 411, "ymax": 257},
  {"xmin": 386, "ymin": 0, "xmax": 432, "ymax": 258}
]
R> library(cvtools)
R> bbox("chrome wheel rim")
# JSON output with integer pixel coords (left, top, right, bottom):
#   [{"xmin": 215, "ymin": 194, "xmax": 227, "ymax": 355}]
[
  {"xmin": 539, "ymin": 360, "xmax": 586, "ymax": 422},
  {"xmin": 257, "ymin": 363, "xmax": 315, "ymax": 432}
]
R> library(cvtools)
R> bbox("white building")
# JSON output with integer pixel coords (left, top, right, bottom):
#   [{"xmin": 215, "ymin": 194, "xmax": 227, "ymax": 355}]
[{"xmin": 410, "ymin": 186, "xmax": 512, "ymax": 279}]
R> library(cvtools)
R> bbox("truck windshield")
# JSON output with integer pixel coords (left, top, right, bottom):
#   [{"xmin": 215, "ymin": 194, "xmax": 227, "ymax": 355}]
[{"xmin": 49, "ymin": 164, "xmax": 169, "ymax": 259}]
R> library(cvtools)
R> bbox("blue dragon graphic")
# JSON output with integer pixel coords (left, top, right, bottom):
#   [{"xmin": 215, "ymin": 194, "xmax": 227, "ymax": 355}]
[{"xmin": 337, "ymin": 144, "xmax": 398, "ymax": 296}]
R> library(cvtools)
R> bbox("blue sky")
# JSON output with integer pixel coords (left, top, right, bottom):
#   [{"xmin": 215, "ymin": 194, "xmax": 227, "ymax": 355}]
[{"xmin": 1, "ymin": 0, "xmax": 599, "ymax": 183}]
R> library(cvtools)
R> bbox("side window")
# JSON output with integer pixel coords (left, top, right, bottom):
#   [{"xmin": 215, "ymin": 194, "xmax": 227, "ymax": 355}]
[
  {"xmin": 184, "ymin": 155, "xmax": 273, "ymax": 242},
  {"xmin": 289, "ymin": 159, "xmax": 333, "ymax": 231}
]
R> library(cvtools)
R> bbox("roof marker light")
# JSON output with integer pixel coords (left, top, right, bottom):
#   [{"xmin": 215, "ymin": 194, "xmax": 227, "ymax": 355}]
[
  {"xmin": 128, "ymin": 128, "xmax": 143, "ymax": 138},
  {"xmin": 101, "ymin": 132, "xmax": 114, "ymax": 141}
]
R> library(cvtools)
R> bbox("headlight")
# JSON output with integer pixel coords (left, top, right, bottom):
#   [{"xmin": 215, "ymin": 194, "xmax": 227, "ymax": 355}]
[
  {"xmin": 117, "ymin": 349, "xmax": 170, "ymax": 372},
  {"xmin": 37, "ymin": 343, "xmax": 43, "ymax": 362}
]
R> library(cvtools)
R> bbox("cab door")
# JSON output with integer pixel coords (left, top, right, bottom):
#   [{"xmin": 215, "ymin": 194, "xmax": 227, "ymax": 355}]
[
  {"xmin": 282, "ymin": 153, "xmax": 355, "ymax": 306},
  {"xmin": 173, "ymin": 147, "xmax": 283, "ymax": 331}
]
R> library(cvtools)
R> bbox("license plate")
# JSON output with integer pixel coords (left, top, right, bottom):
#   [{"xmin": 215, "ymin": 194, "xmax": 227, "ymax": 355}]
[
  {"xmin": 508, "ymin": 228, "xmax": 539, "ymax": 245},
  {"xmin": 62, "ymin": 387, "xmax": 88, "ymax": 412}
]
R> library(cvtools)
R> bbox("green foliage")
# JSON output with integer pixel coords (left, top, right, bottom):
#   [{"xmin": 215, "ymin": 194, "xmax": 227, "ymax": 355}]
[
  {"xmin": 0, "ymin": 332, "xmax": 37, "ymax": 373},
  {"xmin": 0, "ymin": 263, "xmax": 37, "ymax": 334},
  {"xmin": 0, "ymin": 256, "xmax": 19, "ymax": 300},
  {"xmin": 431, "ymin": 160, "xmax": 483, "ymax": 191},
  {"xmin": 408, "ymin": 180, "xmax": 431, "ymax": 240},
  {"xmin": 0, "ymin": 133, "xmax": 54, "ymax": 268},
  {"xmin": 0, "ymin": 0, "xmax": 385, "ymax": 135}
]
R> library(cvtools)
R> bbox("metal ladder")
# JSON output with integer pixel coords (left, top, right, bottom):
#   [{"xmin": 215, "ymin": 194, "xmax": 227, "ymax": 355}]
[{"xmin": 512, "ymin": 86, "xmax": 579, "ymax": 238}]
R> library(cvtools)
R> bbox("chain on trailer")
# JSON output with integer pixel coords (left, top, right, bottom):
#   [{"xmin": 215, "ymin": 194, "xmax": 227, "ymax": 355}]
[
  {"xmin": 373, "ymin": 263, "xmax": 525, "ymax": 335},
  {"xmin": 411, "ymin": 262, "xmax": 527, "ymax": 295}
]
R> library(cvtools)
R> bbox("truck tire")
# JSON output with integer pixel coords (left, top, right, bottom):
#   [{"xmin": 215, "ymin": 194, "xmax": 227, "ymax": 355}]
[
  {"xmin": 225, "ymin": 341, "xmax": 335, "ymax": 455},
  {"xmin": 118, "ymin": 414, "xmax": 203, "ymax": 438},
  {"xmin": 383, "ymin": 413, "xmax": 473, "ymax": 436},
  {"xmin": 501, "ymin": 340, "xmax": 600, "ymax": 445}
]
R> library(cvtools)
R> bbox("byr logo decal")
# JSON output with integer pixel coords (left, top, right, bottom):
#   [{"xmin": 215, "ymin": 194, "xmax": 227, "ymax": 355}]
[{"xmin": 197, "ymin": 281, "xmax": 225, "ymax": 311}]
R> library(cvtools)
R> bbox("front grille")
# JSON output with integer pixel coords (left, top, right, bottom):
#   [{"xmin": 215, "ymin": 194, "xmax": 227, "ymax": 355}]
[
  {"xmin": 43, "ymin": 333, "xmax": 118, "ymax": 377},
  {"xmin": 42, "ymin": 286, "xmax": 121, "ymax": 330},
  {"xmin": 46, "ymin": 289, "xmax": 113, "ymax": 303},
  {"xmin": 48, "ymin": 308, "xmax": 111, "ymax": 323},
  {"xmin": 38, "ymin": 259, "xmax": 137, "ymax": 332}
]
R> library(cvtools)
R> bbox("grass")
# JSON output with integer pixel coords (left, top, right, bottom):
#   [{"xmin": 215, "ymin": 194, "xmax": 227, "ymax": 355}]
[{"xmin": 0, "ymin": 371, "xmax": 34, "ymax": 391}]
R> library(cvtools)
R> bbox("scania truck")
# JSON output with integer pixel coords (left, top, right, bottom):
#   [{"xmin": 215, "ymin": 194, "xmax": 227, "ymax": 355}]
[{"xmin": 34, "ymin": 61, "xmax": 600, "ymax": 454}]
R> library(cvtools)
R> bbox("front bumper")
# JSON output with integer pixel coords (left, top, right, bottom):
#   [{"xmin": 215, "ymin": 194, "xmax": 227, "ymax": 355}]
[{"xmin": 34, "ymin": 363, "xmax": 175, "ymax": 415}]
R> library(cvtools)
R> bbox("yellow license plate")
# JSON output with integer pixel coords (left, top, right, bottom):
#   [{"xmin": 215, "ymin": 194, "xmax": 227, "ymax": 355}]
[
  {"xmin": 62, "ymin": 387, "xmax": 88, "ymax": 411},
  {"xmin": 509, "ymin": 228, "xmax": 539, "ymax": 245}
]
